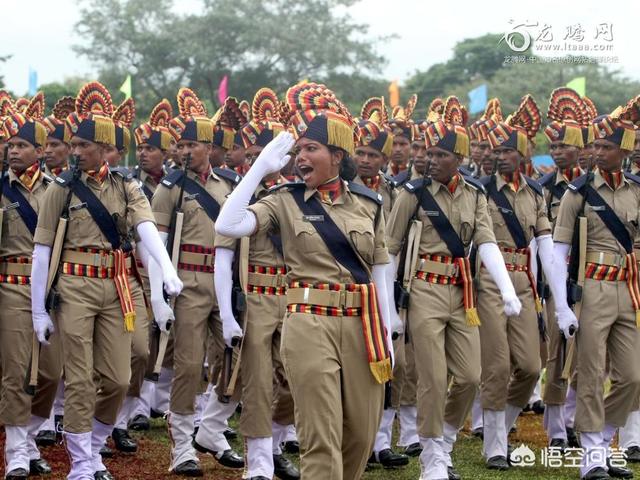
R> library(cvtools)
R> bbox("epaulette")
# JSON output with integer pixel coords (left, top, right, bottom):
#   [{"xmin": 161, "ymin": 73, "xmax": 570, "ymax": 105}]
[
  {"xmin": 392, "ymin": 169, "xmax": 411, "ymax": 187},
  {"xmin": 269, "ymin": 181, "xmax": 304, "ymax": 193},
  {"xmin": 624, "ymin": 171, "xmax": 640, "ymax": 185},
  {"xmin": 382, "ymin": 172, "xmax": 398, "ymax": 188},
  {"xmin": 347, "ymin": 181, "xmax": 384, "ymax": 205},
  {"xmin": 403, "ymin": 177, "xmax": 431, "ymax": 193},
  {"xmin": 160, "ymin": 169, "xmax": 184, "ymax": 188},
  {"xmin": 458, "ymin": 165, "xmax": 473, "ymax": 176},
  {"xmin": 42, "ymin": 173, "xmax": 53, "ymax": 185},
  {"xmin": 539, "ymin": 171, "xmax": 556, "ymax": 187},
  {"xmin": 524, "ymin": 176, "xmax": 543, "ymax": 196},
  {"xmin": 54, "ymin": 169, "xmax": 76, "ymax": 187},
  {"xmin": 462, "ymin": 175, "xmax": 486, "ymax": 194},
  {"xmin": 110, "ymin": 166, "xmax": 134, "ymax": 181},
  {"xmin": 213, "ymin": 167, "xmax": 241, "ymax": 186},
  {"xmin": 567, "ymin": 173, "xmax": 589, "ymax": 193},
  {"xmin": 478, "ymin": 175, "xmax": 492, "ymax": 187}
]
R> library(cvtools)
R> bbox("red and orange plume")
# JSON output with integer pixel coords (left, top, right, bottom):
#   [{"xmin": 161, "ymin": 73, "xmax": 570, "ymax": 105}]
[
  {"xmin": 177, "ymin": 87, "xmax": 207, "ymax": 117},
  {"xmin": 508, "ymin": 94, "xmax": 541, "ymax": 139},
  {"xmin": 149, "ymin": 99, "xmax": 173, "ymax": 128},
  {"xmin": 113, "ymin": 98, "xmax": 136, "ymax": 128}
]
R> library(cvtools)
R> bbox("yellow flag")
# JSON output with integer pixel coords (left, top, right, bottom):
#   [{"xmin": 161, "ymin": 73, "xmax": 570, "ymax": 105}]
[
  {"xmin": 388, "ymin": 80, "xmax": 400, "ymax": 108},
  {"xmin": 566, "ymin": 77, "xmax": 586, "ymax": 97},
  {"xmin": 119, "ymin": 75, "xmax": 132, "ymax": 99}
]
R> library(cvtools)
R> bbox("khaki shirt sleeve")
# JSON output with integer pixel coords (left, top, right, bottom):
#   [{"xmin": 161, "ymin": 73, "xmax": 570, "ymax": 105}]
[
  {"xmin": 151, "ymin": 185, "xmax": 176, "ymax": 228},
  {"xmin": 472, "ymin": 192, "xmax": 497, "ymax": 246},
  {"xmin": 126, "ymin": 179, "xmax": 156, "ymax": 228},
  {"xmin": 214, "ymin": 233, "xmax": 237, "ymax": 250},
  {"xmin": 247, "ymin": 193, "xmax": 280, "ymax": 234},
  {"xmin": 534, "ymin": 191, "xmax": 552, "ymax": 236},
  {"xmin": 386, "ymin": 189, "xmax": 418, "ymax": 256},
  {"xmin": 553, "ymin": 190, "xmax": 581, "ymax": 244},
  {"xmin": 34, "ymin": 183, "xmax": 67, "ymax": 246},
  {"xmin": 373, "ymin": 206, "xmax": 389, "ymax": 265}
]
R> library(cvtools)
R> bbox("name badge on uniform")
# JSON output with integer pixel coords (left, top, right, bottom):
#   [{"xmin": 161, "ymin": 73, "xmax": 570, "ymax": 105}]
[
  {"xmin": 303, "ymin": 214, "xmax": 324, "ymax": 222},
  {"xmin": 69, "ymin": 202, "xmax": 88, "ymax": 211},
  {"xmin": 589, "ymin": 205, "xmax": 605, "ymax": 212},
  {"xmin": 499, "ymin": 207, "xmax": 513, "ymax": 214},
  {"xmin": 185, "ymin": 193, "xmax": 199, "ymax": 201},
  {"xmin": 425, "ymin": 210, "xmax": 440, "ymax": 217},
  {"xmin": 2, "ymin": 202, "xmax": 19, "ymax": 211}
]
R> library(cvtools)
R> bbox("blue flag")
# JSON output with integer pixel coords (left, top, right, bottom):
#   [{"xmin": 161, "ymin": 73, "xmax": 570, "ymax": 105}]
[
  {"xmin": 468, "ymin": 84, "xmax": 488, "ymax": 115},
  {"xmin": 28, "ymin": 67, "xmax": 38, "ymax": 96}
]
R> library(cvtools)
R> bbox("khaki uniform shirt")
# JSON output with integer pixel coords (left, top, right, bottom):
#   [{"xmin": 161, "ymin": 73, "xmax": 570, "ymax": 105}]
[
  {"xmin": 554, "ymin": 170, "xmax": 640, "ymax": 255},
  {"xmin": 1, "ymin": 169, "xmax": 49, "ymax": 258},
  {"xmin": 248, "ymin": 182, "xmax": 389, "ymax": 285},
  {"xmin": 387, "ymin": 176, "xmax": 495, "ymax": 257},
  {"xmin": 354, "ymin": 173, "xmax": 397, "ymax": 220},
  {"xmin": 543, "ymin": 170, "xmax": 574, "ymax": 229},
  {"xmin": 152, "ymin": 168, "xmax": 236, "ymax": 250},
  {"xmin": 486, "ymin": 174, "xmax": 551, "ymax": 248},
  {"xmin": 34, "ymin": 169, "xmax": 154, "ymax": 249}
]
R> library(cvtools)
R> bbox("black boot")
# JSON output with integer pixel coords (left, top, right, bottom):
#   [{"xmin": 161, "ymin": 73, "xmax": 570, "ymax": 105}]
[
  {"xmin": 5, "ymin": 469, "xmax": 28, "ymax": 479},
  {"xmin": 606, "ymin": 458, "xmax": 634, "ymax": 479},
  {"xmin": 582, "ymin": 467, "xmax": 611, "ymax": 479},
  {"xmin": 486, "ymin": 455, "xmax": 510, "ymax": 470},
  {"xmin": 112, "ymin": 428, "xmax": 137, "ymax": 453},
  {"xmin": 172, "ymin": 460, "xmax": 203, "ymax": 477},
  {"xmin": 29, "ymin": 458, "xmax": 52, "ymax": 475},
  {"xmin": 94, "ymin": 470, "xmax": 115, "ymax": 480},
  {"xmin": 35, "ymin": 429, "xmax": 56, "ymax": 447},
  {"xmin": 377, "ymin": 448, "xmax": 409, "ymax": 468},
  {"xmin": 192, "ymin": 439, "xmax": 244, "ymax": 469},
  {"xmin": 283, "ymin": 440, "xmax": 300, "ymax": 454},
  {"xmin": 448, "ymin": 465, "xmax": 461, "ymax": 480},
  {"xmin": 128, "ymin": 414, "xmax": 150, "ymax": 431},
  {"xmin": 273, "ymin": 454, "xmax": 300, "ymax": 480},
  {"xmin": 403, "ymin": 442, "xmax": 422, "ymax": 457}
]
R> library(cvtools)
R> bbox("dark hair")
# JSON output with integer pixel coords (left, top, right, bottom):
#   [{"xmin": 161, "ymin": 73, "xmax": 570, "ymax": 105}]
[{"xmin": 328, "ymin": 145, "xmax": 357, "ymax": 181}]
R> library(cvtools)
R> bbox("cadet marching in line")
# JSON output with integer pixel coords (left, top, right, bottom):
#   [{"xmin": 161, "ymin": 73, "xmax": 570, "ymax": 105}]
[{"xmin": 1, "ymin": 79, "xmax": 640, "ymax": 480}]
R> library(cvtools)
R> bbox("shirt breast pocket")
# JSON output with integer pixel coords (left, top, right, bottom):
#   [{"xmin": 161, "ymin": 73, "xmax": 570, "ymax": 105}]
[
  {"xmin": 459, "ymin": 211, "xmax": 475, "ymax": 245},
  {"xmin": 348, "ymin": 219, "xmax": 375, "ymax": 265},
  {"xmin": 292, "ymin": 219, "xmax": 324, "ymax": 255},
  {"xmin": 4, "ymin": 208, "xmax": 23, "ymax": 237}
]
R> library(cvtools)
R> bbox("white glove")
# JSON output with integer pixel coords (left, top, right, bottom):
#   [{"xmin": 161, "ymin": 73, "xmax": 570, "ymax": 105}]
[
  {"xmin": 31, "ymin": 243, "xmax": 54, "ymax": 345},
  {"xmin": 216, "ymin": 133, "xmax": 294, "ymax": 238},
  {"xmin": 33, "ymin": 311, "xmax": 55, "ymax": 345},
  {"xmin": 383, "ymin": 255, "xmax": 403, "ymax": 338},
  {"xmin": 137, "ymin": 222, "xmax": 183, "ymax": 297},
  {"xmin": 372, "ymin": 263, "xmax": 395, "ymax": 366},
  {"xmin": 252, "ymin": 131, "xmax": 295, "ymax": 176},
  {"xmin": 478, "ymin": 242, "xmax": 522, "ymax": 317},
  {"xmin": 536, "ymin": 234, "xmax": 555, "ymax": 282},
  {"xmin": 557, "ymin": 307, "xmax": 578, "ymax": 338},
  {"xmin": 214, "ymin": 247, "xmax": 242, "ymax": 348},
  {"xmin": 151, "ymin": 297, "xmax": 174, "ymax": 333}
]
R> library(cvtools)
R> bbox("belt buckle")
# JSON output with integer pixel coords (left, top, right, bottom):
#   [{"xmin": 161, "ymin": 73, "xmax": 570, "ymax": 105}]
[
  {"xmin": 510, "ymin": 253, "xmax": 518, "ymax": 265},
  {"xmin": 339, "ymin": 289, "xmax": 347, "ymax": 308}
]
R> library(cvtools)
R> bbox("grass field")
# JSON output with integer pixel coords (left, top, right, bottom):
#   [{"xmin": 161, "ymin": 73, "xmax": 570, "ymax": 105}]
[{"xmin": 3, "ymin": 412, "xmax": 639, "ymax": 479}]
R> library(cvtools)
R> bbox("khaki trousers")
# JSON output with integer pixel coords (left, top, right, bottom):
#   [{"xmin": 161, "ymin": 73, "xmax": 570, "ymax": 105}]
[
  {"xmin": 478, "ymin": 268, "xmax": 541, "ymax": 410},
  {"xmin": 281, "ymin": 311, "xmax": 383, "ymax": 480},
  {"xmin": 575, "ymin": 278, "xmax": 640, "ymax": 432},
  {"xmin": 542, "ymin": 295, "xmax": 569, "ymax": 405},
  {"xmin": 0, "ymin": 283, "xmax": 62, "ymax": 424},
  {"xmin": 239, "ymin": 292, "xmax": 294, "ymax": 437},
  {"xmin": 56, "ymin": 274, "xmax": 145, "ymax": 432},
  {"xmin": 390, "ymin": 333, "xmax": 418, "ymax": 408},
  {"xmin": 409, "ymin": 280, "xmax": 481, "ymax": 437},
  {"xmin": 170, "ymin": 270, "xmax": 219, "ymax": 414}
]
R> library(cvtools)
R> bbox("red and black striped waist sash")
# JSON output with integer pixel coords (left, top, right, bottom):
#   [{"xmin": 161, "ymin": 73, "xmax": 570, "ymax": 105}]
[
  {"xmin": 0, "ymin": 256, "xmax": 32, "ymax": 285},
  {"xmin": 247, "ymin": 264, "xmax": 287, "ymax": 296},
  {"xmin": 178, "ymin": 244, "xmax": 215, "ymax": 273}
]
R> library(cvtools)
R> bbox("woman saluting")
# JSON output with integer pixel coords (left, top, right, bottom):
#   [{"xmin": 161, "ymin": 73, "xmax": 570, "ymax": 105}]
[{"xmin": 216, "ymin": 82, "xmax": 399, "ymax": 480}]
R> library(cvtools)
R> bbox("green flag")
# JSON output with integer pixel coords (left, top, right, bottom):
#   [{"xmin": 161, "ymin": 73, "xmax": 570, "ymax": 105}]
[
  {"xmin": 566, "ymin": 77, "xmax": 586, "ymax": 96},
  {"xmin": 119, "ymin": 74, "xmax": 132, "ymax": 99}
]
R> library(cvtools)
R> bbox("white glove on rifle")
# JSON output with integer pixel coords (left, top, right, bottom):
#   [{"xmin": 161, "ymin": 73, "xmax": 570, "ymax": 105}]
[
  {"xmin": 31, "ymin": 244, "xmax": 55, "ymax": 344},
  {"xmin": 214, "ymin": 247, "xmax": 243, "ymax": 347},
  {"xmin": 216, "ymin": 133, "xmax": 295, "ymax": 238},
  {"xmin": 372, "ymin": 263, "xmax": 395, "ymax": 367},
  {"xmin": 385, "ymin": 255, "xmax": 404, "ymax": 337},
  {"xmin": 478, "ymin": 242, "xmax": 522, "ymax": 317},
  {"xmin": 151, "ymin": 296, "xmax": 174, "ymax": 333},
  {"xmin": 137, "ymin": 221, "xmax": 183, "ymax": 296},
  {"xmin": 547, "ymin": 242, "xmax": 578, "ymax": 338}
]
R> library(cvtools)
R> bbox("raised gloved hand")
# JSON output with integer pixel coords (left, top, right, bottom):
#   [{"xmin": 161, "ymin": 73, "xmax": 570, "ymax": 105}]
[
  {"xmin": 252, "ymin": 132, "xmax": 295, "ymax": 175},
  {"xmin": 221, "ymin": 312, "xmax": 243, "ymax": 348},
  {"xmin": 556, "ymin": 307, "xmax": 578, "ymax": 338},
  {"xmin": 151, "ymin": 298, "xmax": 174, "ymax": 333},
  {"xmin": 33, "ymin": 311, "xmax": 54, "ymax": 345}
]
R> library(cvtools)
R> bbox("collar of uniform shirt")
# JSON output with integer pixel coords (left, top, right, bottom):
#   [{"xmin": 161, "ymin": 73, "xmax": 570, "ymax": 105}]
[
  {"xmin": 316, "ymin": 175, "xmax": 342, "ymax": 204},
  {"xmin": 599, "ymin": 168, "xmax": 625, "ymax": 190},
  {"xmin": 499, "ymin": 172, "xmax": 521, "ymax": 192},
  {"xmin": 86, "ymin": 161, "xmax": 110, "ymax": 185},
  {"xmin": 446, "ymin": 172, "xmax": 461, "ymax": 194},
  {"xmin": 389, "ymin": 162, "xmax": 407, "ymax": 177},
  {"xmin": 12, "ymin": 161, "xmax": 41, "ymax": 191},
  {"xmin": 49, "ymin": 165, "xmax": 68, "ymax": 177},
  {"xmin": 560, "ymin": 166, "xmax": 582, "ymax": 183},
  {"xmin": 147, "ymin": 168, "xmax": 165, "ymax": 186},
  {"xmin": 362, "ymin": 174, "xmax": 381, "ymax": 191}
]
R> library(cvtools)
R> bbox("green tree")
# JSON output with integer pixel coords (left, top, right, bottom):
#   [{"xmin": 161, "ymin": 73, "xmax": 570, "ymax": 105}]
[{"xmin": 73, "ymin": 0, "xmax": 388, "ymax": 120}]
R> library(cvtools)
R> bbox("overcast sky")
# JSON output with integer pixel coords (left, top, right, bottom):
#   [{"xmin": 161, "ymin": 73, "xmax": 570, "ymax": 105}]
[{"xmin": 4, "ymin": 0, "xmax": 639, "ymax": 96}]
